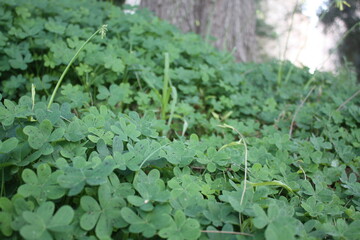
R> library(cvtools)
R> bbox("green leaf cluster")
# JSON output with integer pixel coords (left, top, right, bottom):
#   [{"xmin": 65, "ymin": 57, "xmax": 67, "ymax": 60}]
[{"xmin": 0, "ymin": 0, "xmax": 359, "ymax": 239}]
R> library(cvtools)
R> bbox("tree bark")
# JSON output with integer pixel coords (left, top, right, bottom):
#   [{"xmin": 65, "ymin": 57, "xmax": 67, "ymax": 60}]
[{"xmin": 140, "ymin": 0, "xmax": 257, "ymax": 62}]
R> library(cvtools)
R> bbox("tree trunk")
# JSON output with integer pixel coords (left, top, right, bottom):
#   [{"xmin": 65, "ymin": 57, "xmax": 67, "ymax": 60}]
[{"xmin": 140, "ymin": 0, "xmax": 257, "ymax": 62}]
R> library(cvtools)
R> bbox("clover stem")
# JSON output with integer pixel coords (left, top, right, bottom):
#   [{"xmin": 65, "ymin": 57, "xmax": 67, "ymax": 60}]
[{"xmin": 1, "ymin": 168, "xmax": 4, "ymax": 197}]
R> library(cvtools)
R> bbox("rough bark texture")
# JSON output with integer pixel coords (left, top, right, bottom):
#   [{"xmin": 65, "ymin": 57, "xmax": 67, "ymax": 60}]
[{"xmin": 140, "ymin": 0, "xmax": 257, "ymax": 62}]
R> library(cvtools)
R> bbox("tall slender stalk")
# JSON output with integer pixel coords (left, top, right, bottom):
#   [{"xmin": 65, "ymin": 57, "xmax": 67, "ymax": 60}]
[
  {"xmin": 47, "ymin": 25, "xmax": 108, "ymax": 110},
  {"xmin": 161, "ymin": 52, "xmax": 171, "ymax": 120},
  {"xmin": 277, "ymin": 0, "xmax": 299, "ymax": 85},
  {"xmin": 218, "ymin": 124, "xmax": 248, "ymax": 205},
  {"xmin": 289, "ymin": 86, "xmax": 315, "ymax": 138}
]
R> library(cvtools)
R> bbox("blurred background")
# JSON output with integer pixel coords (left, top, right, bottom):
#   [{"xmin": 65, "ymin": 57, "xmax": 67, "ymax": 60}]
[{"xmin": 111, "ymin": 0, "xmax": 360, "ymax": 79}]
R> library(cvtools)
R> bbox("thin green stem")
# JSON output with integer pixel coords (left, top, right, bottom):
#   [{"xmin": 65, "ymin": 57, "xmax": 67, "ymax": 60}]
[
  {"xmin": 289, "ymin": 86, "xmax": 316, "ymax": 138},
  {"xmin": 47, "ymin": 25, "xmax": 107, "ymax": 110},
  {"xmin": 218, "ymin": 124, "xmax": 248, "ymax": 205},
  {"xmin": 277, "ymin": 0, "xmax": 299, "ymax": 85},
  {"xmin": 161, "ymin": 52, "xmax": 171, "ymax": 120},
  {"xmin": 1, "ymin": 168, "xmax": 5, "ymax": 197},
  {"xmin": 139, "ymin": 143, "xmax": 170, "ymax": 169}
]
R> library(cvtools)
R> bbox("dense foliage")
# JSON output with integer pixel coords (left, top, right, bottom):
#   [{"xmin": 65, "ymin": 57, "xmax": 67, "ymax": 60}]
[{"xmin": 0, "ymin": 0, "xmax": 359, "ymax": 239}]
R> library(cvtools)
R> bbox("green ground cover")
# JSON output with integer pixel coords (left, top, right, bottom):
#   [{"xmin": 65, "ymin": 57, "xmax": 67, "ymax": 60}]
[{"xmin": 0, "ymin": 0, "xmax": 359, "ymax": 239}]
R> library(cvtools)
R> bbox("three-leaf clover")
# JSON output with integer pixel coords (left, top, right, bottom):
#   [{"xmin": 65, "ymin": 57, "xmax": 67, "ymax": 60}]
[
  {"xmin": 120, "ymin": 205, "xmax": 172, "ymax": 238},
  {"xmin": 110, "ymin": 118, "xmax": 141, "ymax": 142},
  {"xmin": 0, "ymin": 98, "xmax": 31, "ymax": 127},
  {"xmin": 301, "ymin": 196, "xmax": 326, "ymax": 217},
  {"xmin": 23, "ymin": 119, "xmax": 64, "ymax": 151},
  {"xmin": 219, "ymin": 188, "xmax": 253, "ymax": 213},
  {"xmin": 56, "ymin": 156, "xmax": 115, "ymax": 196},
  {"xmin": 340, "ymin": 172, "xmax": 360, "ymax": 198},
  {"xmin": 128, "ymin": 169, "xmax": 170, "ymax": 211},
  {"xmin": 121, "ymin": 139, "xmax": 163, "ymax": 171},
  {"xmin": 88, "ymin": 127, "xmax": 114, "ymax": 145},
  {"xmin": 103, "ymin": 55, "xmax": 125, "ymax": 73},
  {"xmin": 202, "ymin": 201, "xmax": 238, "ymax": 227},
  {"xmin": 310, "ymin": 136, "xmax": 332, "ymax": 151},
  {"xmin": 80, "ymin": 183, "xmax": 127, "ymax": 239},
  {"xmin": 124, "ymin": 111, "xmax": 160, "ymax": 138},
  {"xmin": 19, "ymin": 201, "xmax": 74, "ymax": 240},
  {"xmin": 64, "ymin": 118, "xmax": 87, "ymax": 142},
  {"xmin": 252, "ymin": 203, "xmax": 299, "ymax": 240},
  {"xmin": 196, "ymin": 147, "xmax": 229, "ymax": 172},
  {"xmin": 18, "ymin": 164, "xmax": 66, "ymax": 203},
  {"xmin": 158, "ymin": 210, "xmax": 201, "ymax": 240},
  {"xmin": 96, "ymin": 83, "xmax": 131, "ymax": 107},
  {"xmin": 162, "ymin": 141, "xmax": 195, "ymax": 166}
]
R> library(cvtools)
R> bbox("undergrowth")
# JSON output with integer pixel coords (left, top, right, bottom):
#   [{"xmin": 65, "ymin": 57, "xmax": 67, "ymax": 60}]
[{"xmin": 0, "ymin": 0, "xmax": 359, "ymax": 239}]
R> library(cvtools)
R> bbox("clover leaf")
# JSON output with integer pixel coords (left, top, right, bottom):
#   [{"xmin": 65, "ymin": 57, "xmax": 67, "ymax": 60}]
[
  {"xmin": 33, "ymin": 102, "xmax": 62, "ymax": 125},
  {"xmin": 103, "ymin": 55, "xmax": 125, "ymax": 73},
  {"xmin": 310, "ymin": 136, "xmax": 332, "ymax": 151},
  {"xmin": 111, "ymin": 136, "xmax": 127, "ymax": 170},
  {"xmin": 202, "ymin": 201, "xmax": 238, "ymax": 227},
  {"xmin": 0, "ymin": 137, "xmax": 18, "ymax": 154},
  {"xmin": 219, "ymin": 188, "xmax": 253, "ymax": 213},
  {"xmin": 124, "ymin": 111, "xmax": 160, "ymax": 138},
  {"xmin": 162, "ymin": 141, "xmax": 195, "ymax": 166},
  {"xmin": 18, "ymin": 164, "xmax": 66, "ymax": 203},
  {"xmin": 108, "ymin": 173, "xmax": 135, "ymax": 198},
  {"xmin": 19, "ymin": 201, "xmax": 74, "ymax": 240},
  {"xmin": 167, "ymin": 173, "xmax": 206, "ymax": 217},
  {"xmin": 96, "ymin": 83, "xmax": 132, "ymax": 107},
  {"xmin": 44, "ymin": 18, "xmax": 67, "ymax": 35},
  {"xmin": 122, "ymin": 139, "xmax": 163, "ymax": 171},
  {"xmin": 60, "ymin": 142, "xmax": 87, "ymax": 159},
  {"xmin": 158, "ymin": 210, "xmax": 200, "ymax": 240},
  {"xmin": 110, "ymin": 118, "xmax": 141, "ymax": 142},
  {"xmin": 252, "ymin": 204, "xmax": 270, "ymax": 229},
  {"xmin": 64, "ymin": 118, "xmax": 87, "ymax": 142},
  {"xmin": 0, "ymin": 197, "xmax": 14, "ymax": 237},
  {"xmin": 4, "ymin": 43, "xmax": 32, "ymax": 70},
  {"xmin": 0, "ymin": 98, "xmax": 31, "ymax": 126},
  {"xmin": 57, "ymin": 156, "xmax": 115, "ymax": 196},
  {"xmin": 252, "ymin": 203, "xmax": 299, "ymax": 240},
  {"xmin": 80, "ymin": 183, "xmax": 127, "ymax": 239},
  {"xmin": 128, "ymin": 169, "xmax": 170, "ymax": 211},
  {"xmin": 120, "ymin": 205, "xmax": 172, "ymax": 238},
  {"xmin": 301, "ymin": 196, "xmax": 325, "ymax": 217},
  {"xmin": 88, "ymin": 127, "xmax": 114, "ymax": 145},
  {"xmin": 340, "ymin": 172, "xmax": 360, "ymax": 198},
  {"xmin": 60, "ymin": 84, "xmax": 90, "ymax": 109},
  {"xmin": 82, "ymin": 111, "xmax": 106, "ymax": 129},
  {"xmin": 0, "ymin": 100, "xmax": 17, "ymax": 126},
  {"xmin": 300, "ymin": 180, "xmax": 333, "ymax": 202},
  {"xmin": 31, "ymin": 75, "xmax": 56, "ymax": 91},
  {"xmin": 23, "ymin": 119, "xmax": 64, "ymax": 152},
  {"xmin": 195, "ymin": 147, "xmax": 229, "ymax": 172}
]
